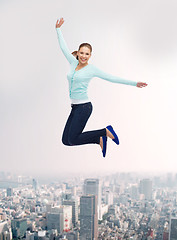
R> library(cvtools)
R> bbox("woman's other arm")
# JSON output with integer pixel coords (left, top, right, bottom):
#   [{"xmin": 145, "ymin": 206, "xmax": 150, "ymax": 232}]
[
  {"xmin": 56, "ymin": 18, "xmax": 77, "ymax": 64},
  {"xmin": 93, "ymin": 66, "xmax": 147, "ymax": 88}
]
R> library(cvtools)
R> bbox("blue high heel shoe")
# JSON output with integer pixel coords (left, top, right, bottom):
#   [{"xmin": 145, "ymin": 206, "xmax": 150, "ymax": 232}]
[
  {"xmin": 106, "ymin": 125, "xmax": 119, "ymax": 145},
  {"xmin": 102, "ymin": 136, "xmax": 107, "ymax": 157}
]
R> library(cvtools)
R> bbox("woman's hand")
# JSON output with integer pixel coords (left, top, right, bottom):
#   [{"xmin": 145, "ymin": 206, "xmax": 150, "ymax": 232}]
[
  {"xmin": 136, "ymin": 82, "xmax": 148, "ymax": 88},
  {"xmin": 56, "ymin": 18, "xmax": 64, "ymax": 28}
]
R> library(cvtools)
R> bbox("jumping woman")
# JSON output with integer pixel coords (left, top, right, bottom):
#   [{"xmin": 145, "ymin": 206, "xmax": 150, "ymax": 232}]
[{"xmin": 55, "ymin": 18, "xmax": 147, "ymax": 157}]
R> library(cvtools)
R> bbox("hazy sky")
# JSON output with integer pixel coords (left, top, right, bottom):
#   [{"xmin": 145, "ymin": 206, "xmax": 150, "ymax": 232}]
[{"xmin": 1, "ymin": 0, "xmax": 177, "ymax": 176}]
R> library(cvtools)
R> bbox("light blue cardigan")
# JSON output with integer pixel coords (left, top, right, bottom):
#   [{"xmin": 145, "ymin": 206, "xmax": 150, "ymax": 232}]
[{"xmin": 56, "ymin": 28, "xmax": 137, "ymax": 101}]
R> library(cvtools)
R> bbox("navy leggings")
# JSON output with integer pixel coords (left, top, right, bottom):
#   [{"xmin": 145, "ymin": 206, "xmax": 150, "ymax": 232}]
[{"xmin": 62, "ymin": 102, "xmax": 106, "ymax": 146}]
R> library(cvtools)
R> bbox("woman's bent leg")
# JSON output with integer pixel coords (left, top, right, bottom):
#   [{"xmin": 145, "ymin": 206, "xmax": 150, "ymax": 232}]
[{"xmin": 68, "ymin": 102, "xmax": 106, "ymax": 146}]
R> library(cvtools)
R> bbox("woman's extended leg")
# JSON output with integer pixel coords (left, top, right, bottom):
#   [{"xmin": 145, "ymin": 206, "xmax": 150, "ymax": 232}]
[
  {"xmin": 62, "ymin": 102, "xmax": 116, "ymax": 149},
  {"xmin": 66, "ymin": 102, "xmax": 106, "ymax": 146}
]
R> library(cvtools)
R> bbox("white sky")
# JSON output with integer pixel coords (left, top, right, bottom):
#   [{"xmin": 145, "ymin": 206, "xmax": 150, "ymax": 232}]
[{"xmin": 1, "ymin": 0, "xmax": 177, "ymax": 177}]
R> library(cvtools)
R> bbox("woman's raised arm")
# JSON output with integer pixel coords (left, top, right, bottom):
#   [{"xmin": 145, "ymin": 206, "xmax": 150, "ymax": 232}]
[{"xmin": 56, "ymin": 18, "xmax": 77, "ymax": 64}]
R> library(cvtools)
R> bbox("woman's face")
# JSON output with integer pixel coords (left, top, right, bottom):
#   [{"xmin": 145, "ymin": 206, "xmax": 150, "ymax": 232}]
[{"xmin": 77, "ymin": 46, "xmax": 91, "ymax": 64}]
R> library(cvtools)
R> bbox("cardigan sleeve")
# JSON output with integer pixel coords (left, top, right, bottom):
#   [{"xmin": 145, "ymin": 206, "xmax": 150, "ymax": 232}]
[
  {"xmin": 93, "ymin": 65, "xmax": 137, "ymax": 86},
  {"xmin": 56, "ymin": 28, "xmax": 77, "ymax": 64}
]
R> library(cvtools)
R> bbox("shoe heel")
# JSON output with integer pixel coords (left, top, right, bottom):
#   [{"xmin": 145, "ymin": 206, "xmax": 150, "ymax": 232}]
[{"xmin": 106, "ymin": 125, "xmax": 119, "ymax": 145}]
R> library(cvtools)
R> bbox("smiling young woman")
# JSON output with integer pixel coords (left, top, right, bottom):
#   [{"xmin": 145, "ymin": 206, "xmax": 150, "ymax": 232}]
[{"xmin": 55, "ymin": 17, "xmax": 148, "ymax": 158}]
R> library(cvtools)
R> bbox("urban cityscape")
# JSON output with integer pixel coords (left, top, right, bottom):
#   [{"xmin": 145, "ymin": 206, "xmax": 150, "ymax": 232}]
[{"xmin": 0, "ymin": 171, "xmax": 177, "ymax": 240}]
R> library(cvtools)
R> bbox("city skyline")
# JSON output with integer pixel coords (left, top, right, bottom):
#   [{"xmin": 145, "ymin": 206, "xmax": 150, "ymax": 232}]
[{"xmin": 1, "ymin": 171, "xmax": 177, "ymax": 239}]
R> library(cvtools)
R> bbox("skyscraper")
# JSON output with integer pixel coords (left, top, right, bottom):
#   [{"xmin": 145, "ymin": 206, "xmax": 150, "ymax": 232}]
[
  {"xmin": 131, "ymin": 185, "xmax": 139, "ymax": 200},
  {"xmin": 47, "ymin": 206, "xmax": 72, "ymax": 233},
  {"xmin": 84, "ymin": 179, "xmax": 101, "ymax": 202},
  {"xmin": 6, "ymin": 187, "xmax": 13, "ymax": 197},
  {"xmin": 139, "ymin": 179, "xmax": 152, "ymax": 200},
  {"xmin": 169, "ymin": 217, "xmax": 177, "ymax": 240},
  {"xmin": 11, "ymin": 218, "xmax": 27, "ymax": 239},
  {"xmin": 80, "ymin": 195, "xmax": 98, "ymax": 240},
  {"xmin": 32, "ymin": 179, "xmax": 38, "ymax": 191},
  {"xmin": 84, "ymin": 179, "xmax": 101, "ymax": 219},
  {"xmin": 0, "ymin": 221, "xmax": 12, "ymax": 240},
  {"xmin": 62, "ymin": 199, "xmax": 78, "ymax": 227}
]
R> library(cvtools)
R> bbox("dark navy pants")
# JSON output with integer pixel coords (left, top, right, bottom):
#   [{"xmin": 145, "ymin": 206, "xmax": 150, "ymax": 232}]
[{"xmin": 62, "ymin": 102, "xmax": 106, "ymax": 146}]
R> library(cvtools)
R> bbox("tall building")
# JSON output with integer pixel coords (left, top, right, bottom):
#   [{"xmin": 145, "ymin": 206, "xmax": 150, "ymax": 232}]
[
  {"xmin": 47, "ymin": 206, "xmax": 72, "ymax": 234},
  {"xmin": 72, "ymin": 186, "xmax": 77, "ymax": 197},
  {"xmin": 84, "ymin": 179, "xmax": 101, "ymax": 204},
  {"xmin": 139, "ymin": 179, "xmax": 152, "ymax": 200},
  {"xmin": 80, "ymin": 195, "xmax": 98, "ymax": 240},
  {"xmin": 131, "ymin": 185, "xmax": 139, "ymax": 200},
  {"xmin": 105, "ymin": 191, "xmax": 113, "ymax": 205},
  {"xmin": 62, "ymin": 199, "xmax": 78, "ymax": 227},
  {"xmin": 0, "ymin": 221, "xmax": 12, "ymax": 240},
  {"xmin": 169, "ymin": 217, "xmax": 177, "ymax": 240},
  {"xmin": 32, "ymin": 179, "xmax": 38, "ymax": 191},
  {"xmin": 84, "ymin": 179, "xmax": 101, "ymax": 219},
  {"xmin": 47, "ymin": 213, "xmax": 62, "ymax": 233},
  {"xmin": 6, "ymin": 188, "xmax": 13, "ymax": 197},
  {"xmin": 11, "ymin": 218, "xmax": 27, "ymax": 239}
]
